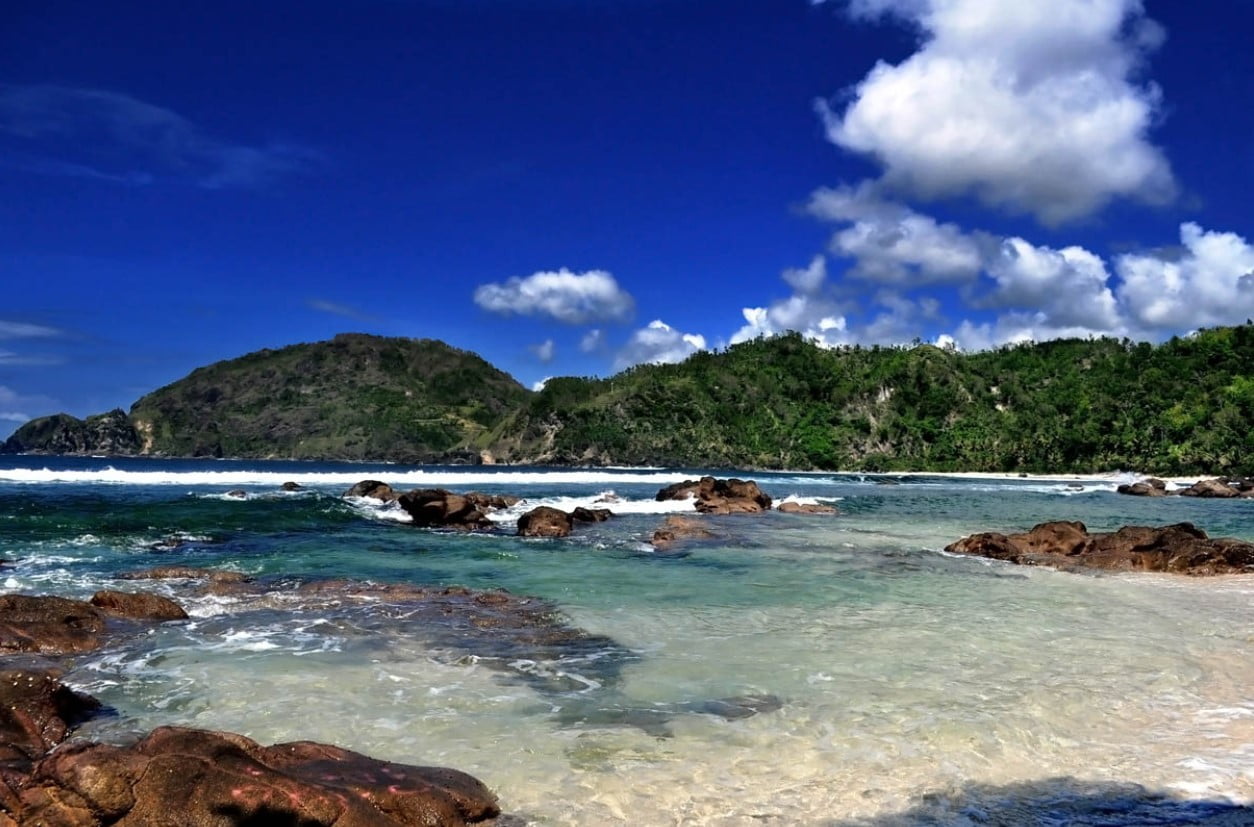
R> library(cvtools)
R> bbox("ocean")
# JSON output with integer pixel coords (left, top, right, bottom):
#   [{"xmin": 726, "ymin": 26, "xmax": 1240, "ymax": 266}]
[{"xmin": 2, "ymin": 456, "xmax": 1251, "ymax": 825}]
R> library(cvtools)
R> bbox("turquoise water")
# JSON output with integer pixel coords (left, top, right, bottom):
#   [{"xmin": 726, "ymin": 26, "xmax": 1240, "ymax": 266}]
[{"xmin": 1, "ymin": 457, "xmax": 1252, "ymax": 825}]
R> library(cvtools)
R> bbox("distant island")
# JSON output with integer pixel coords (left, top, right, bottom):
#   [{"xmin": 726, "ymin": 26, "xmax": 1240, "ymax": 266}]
[{"xmin": 4, "ymin": 327, "xmax": 1253, "ymax": 476}]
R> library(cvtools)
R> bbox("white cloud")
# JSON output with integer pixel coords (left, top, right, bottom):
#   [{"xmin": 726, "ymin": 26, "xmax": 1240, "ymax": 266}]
[
  {"xmin": 615, "ymin": 320, "xmax": 707, "ymax": 369},
  {"xmin": 579, "ymin": 329, "xmax": 606, "ymax": 353},
  {"xmin": 808, "ymin": 184, "xmax": 983, "ymax": 284},
  {"xmin": 818, "ymin": 0, "xmax": 1174, "ymax": 223},
  {"xmin": 0, "ymin": 349, "xmax": 62, "ymax": 366},
  {"xmin": 0, "ymin": 320, "xmax": 63, "ymax": 339},
  {"xmin": 473, "ymin": 268, "xmax": 635, "ymax": 324},
  {"xmin": 531, "ymin": 377, "xmax": 551, "ymax": 392},
  {"xmin": 983, "ymin": 237, "xmax": 1122, "ymax": 332},
  {"xmin": 1116, "ymin": 223, "xmax": 1254, "ymax": 333},
  {"xmin": 0, "ymin": 385, "xmax": 57, "ymax": 426},
  {"xmin": 306, "ymin": 298, "xmax": 373, "ymax": 321},
  {"xmin": 730, "ymin": 257, "xmax": 850, "ymax": 348},
  {"xmin": 529, "ymin": 338, "xmax": 556, "ymax": 363}
]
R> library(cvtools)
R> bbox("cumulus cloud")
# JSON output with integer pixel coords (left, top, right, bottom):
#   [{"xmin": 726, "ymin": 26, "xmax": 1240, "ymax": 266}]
[
  {"xmin": 809, "ymin": 184, "xmax": 983, "ymax": 284},
  {"xmin": 0, "ymin": 84, "xmax": 319, "ymax": 189},
  {"xmin": 1116, "ymin": 223, "xmax": 1254, "ymax": 333},
  {"xmin": 614, "ymin": 320, "xmax": 706, "ymax": 369},
  {"xmin": 731, "ymin": 257, "xmax": 851, "ymax": 348},
  {"xmin": 818, "ymin": 0, "xmax": 1175, "ymax": 223},
  {"xmin": 474, "ymin": 268, "xmax": 635, "ymax": 325},
  {"xmin": 529, "ymin": 338, "xmax": 556, "ymax": 363},
  {"xmin": 982, "ymin": 237, "xmax": 1122, "ymax": 332}
]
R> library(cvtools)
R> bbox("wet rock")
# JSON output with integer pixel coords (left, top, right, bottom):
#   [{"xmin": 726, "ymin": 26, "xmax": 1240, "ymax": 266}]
[
  {"xmin": 0, "ymin": 669, "xmax": 100, "ymax": 766},
  {"xmin": 119, "ymin": 566, "xmax": 250, "ymax": 584},
  {"xmin": 655, "ymin": 476, "xmax": 773, "ymax": 515},
  {"xmin": 343, "ymin": 480, "xmax": 399, "ymax": 502},
  {"xmin": 280, "ymin": 481, "xmax": 302, "ymax": 491},
  {"xmin": 397, "ymin": 489, "xmax": 492, "ymax": 530},
  {"xmin": 462, "ymin": 492, "xmax": 521, "ymax": 511},
  {"xmin": 776, "ymin": 501, "xmax": 838, "ymax": 515},
  {"xmin": 0, "ymin": 596, "xmax": 106, "ymax": 655},
  {"xmin": 1177, "ymin": 478, "xmax": 1241, "ymax": 498},
  {"xmin": 517, "ymin": 506, "xmax": 573, "ymax": 538},
  {"xmin": 89, "ymin": 590, "xmax": 188, "ymax": 621},
  {"xmin": 570, "ymin": 507, "xmax": 613, "ymax": 523},
  {"xmin": 650, "ymin": 516, "xmax": 716, "ymax": 549},
  {"xmin": 946, "ymin": 521, "xmax": 1254, "ymax": 575},
  {"xmin": 224, "ymin": 489, "xmax": 248, "ymax": 499},
  {"xmin": 17, "ymin": 726, "xmax": 500, "ymax": 827},
  {"xmin": 1116, "ymin": 477, "xmax": 1170, "ymax": 497}
]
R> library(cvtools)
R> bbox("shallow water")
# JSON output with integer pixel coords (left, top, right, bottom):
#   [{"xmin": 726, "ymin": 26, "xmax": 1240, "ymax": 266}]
[{"xmin": 1, "ymin": 458, "xmax": 1251, "ymax": 825}]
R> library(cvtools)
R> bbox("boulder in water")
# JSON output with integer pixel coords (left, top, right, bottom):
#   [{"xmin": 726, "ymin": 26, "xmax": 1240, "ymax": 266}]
[
  {"xmin": 397, "ymin": 489, "xmax": 492, "ymax": 530},
  {"xmin": 343, "ymin": 479, "xmax": 399, "ymax": 502},
  {"xmin": 89, "ymin": 590, "xmax": 188, "ymax": 621},
  {"xmin": 655, "ymin": 476, "xmax": 772, "ymax": 514},
  {"xmin": 517, "ymin": 506, "xmax": 573, "ymax": 538}
]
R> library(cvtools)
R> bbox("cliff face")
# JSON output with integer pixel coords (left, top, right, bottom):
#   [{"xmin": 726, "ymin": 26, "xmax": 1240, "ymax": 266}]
[{"xmin": 2, "ymin": 410, "xmax": 141, "ymax": 456}]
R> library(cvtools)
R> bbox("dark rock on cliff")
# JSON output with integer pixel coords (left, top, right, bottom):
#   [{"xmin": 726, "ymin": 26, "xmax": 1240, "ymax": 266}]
[
  {"xmin": 945, "ymin": 521, "xmax": 1254, "ymax": 575},
  {"xmin": 1, "ymin": 410, "xmax": 140, "ymax": 456}
]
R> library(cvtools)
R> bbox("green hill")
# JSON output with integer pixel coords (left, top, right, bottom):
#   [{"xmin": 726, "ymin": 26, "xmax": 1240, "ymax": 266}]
[{"xmin": 4, "ymin": 326, "xmax": 1253, "ymax": 474}]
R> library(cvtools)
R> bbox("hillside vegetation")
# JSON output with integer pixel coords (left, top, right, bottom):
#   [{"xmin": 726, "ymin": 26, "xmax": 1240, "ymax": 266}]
[{"xmin": 4, "ymin": 326, "xmax": 1252, "ymax": 474}]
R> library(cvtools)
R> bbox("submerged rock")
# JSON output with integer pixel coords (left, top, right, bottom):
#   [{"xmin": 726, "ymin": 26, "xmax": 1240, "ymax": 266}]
[
  {"xmin": 650, "ymin": 516, "xmax": 717, "ymax": 549},
  {"xmin": 776, "ymin": 501, "xmax": 838, "ymax": 515},
  {"xmin": 16, "ymin": 726, "xmax": 500, "ymax": 827},
  {"xmin": 946, "ymin": 521, "xmax": 1254, "ymax": 575},
  {"xmin": 655, "ymin": 476, "xmax": 773, "ymax": 514},
  {"xmin": 280, "ymin": 480, "xmax": 302, "ymax": 491}
]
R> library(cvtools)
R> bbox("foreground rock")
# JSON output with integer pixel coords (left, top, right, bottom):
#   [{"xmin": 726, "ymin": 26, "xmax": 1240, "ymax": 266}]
[
  {"xmin": 946, "ymin": 521, "xmax": 1254, "ymax": 575},
  {"xmin": 655, "ymin": 476, "xmax": 773, "ymax": 514},
  {"xmin": 0, "ymin": 669, "xmax": 99, "ymax": 767},
  {"xmin": 0, "ymin": 593, "xmax": 187, "ymax": 655},
  {"xmin": 15, "ymin": 726, "xmax": 500, "ymax": 826}
]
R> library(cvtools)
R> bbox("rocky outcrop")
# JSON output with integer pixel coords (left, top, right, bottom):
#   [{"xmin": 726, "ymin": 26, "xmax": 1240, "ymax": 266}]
[
  {"xmin": 655, "ymin": 476, "xmax": 773, "ymax": 514},
  {"xmin": 14, "ymin": 726, "xmax": 500, "ymax": 826},
  {"xmin": 397, "ymin": 489, "xmax": 493, "ymax": 530},
  {"xmin": 945, "ymin": 521, "xmax": 1254, "ymax": 575},
  {"xmin": 0, "ymin": 596, "xmax": 107, "ymax": 655},
  {"xmin": 776, "ymin": 501, "xmax": 838, "ymax": 515},
  {"xmin": 0, "ymin": 410, "xmax": 140, "ymax": 456},
  {"xmin": 1116, "ymin": 477, "xmax": 1170, "ymax": 497},
  {"xmin": 0, "ymin": 669, "xmax": 100, "ymax": 766},
  {"xmin": 344, "ymin": 480, "xmax": 400, "ymax": 502},
  {"xmin": 89, "ymin": 590, "xmax": 188, "ymax": 621},
  {"xmin": 1116, "ymin": 476, "xmax": 1254, "ymax": 498},
  {"xmin": 463, "ymin": 492, "xmax": 521, "ymax": 511},
  {"xmin": 120, "ymin": 566, "xmax": 251, "ymax": 584},
  {"xmin": 517, "ymin": 506, "xmax": 572, "ymax": 538}
]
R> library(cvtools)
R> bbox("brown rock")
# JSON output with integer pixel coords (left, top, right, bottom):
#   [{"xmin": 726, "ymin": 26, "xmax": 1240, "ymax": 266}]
[
  {"xmin": 570, "ymin": 507, "xmax": 613, "ymax": 523},
  {"xmin": 89, "ymin": 591, "xmax": 188, "ymax": 621},
  {"xmin": 343, "ymin": 480, "xmax": 399, "ymax": 502},
  {"xmin": 650, "ymin": 516, "xmax": 716, "ymax": 549},
  {"xmin": 946, "ymin": 521, "xmax": 1254, "ymax": 575},
  {"xmin": 0, "ymin": 670, "xmax": 100, "ymax": 766},
  {"xmin": 280, "ymin": 481, "xmax": 302, "ymax": 491},
  {"xmin": 776, "ymin": 501, "xmax": 838, "ymax": 515},
  {"xmin": 656, "ymin": 476, "xmax": 773, "ymax": 514},
  {"xmin": 517, "ymin": 506, "xmax": 573, "ymax": 538},
  {"xmin": 1116, "ymin": 477, "xmax": 1171, "ymax": 497},
  {"xmin": 119, "ymin": 566, "xmax": 251, "ymax": 584},
  {"xmin": 18, "ymin": 726, "xmax": 500, "ymax": 826},
  {"xmin": 1177, "ymin": 478, "xmax": 1240, "ymax": 498},
  {"xmin": 0, "ymin": 596, "xmax": 106, "ymax": 655},
  {"xmin": 397, "ymin": 489, "xmax": 492, "ymax": 530},
  {"xmin": 462, "ymin": 492, "xmax": 521, "ymax": 511}
]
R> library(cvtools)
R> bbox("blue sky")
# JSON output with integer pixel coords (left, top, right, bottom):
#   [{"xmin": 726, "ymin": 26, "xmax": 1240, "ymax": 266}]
[{"xmin": 3, "ymin": 0, "xmax": 1253, "ymax": 431}]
